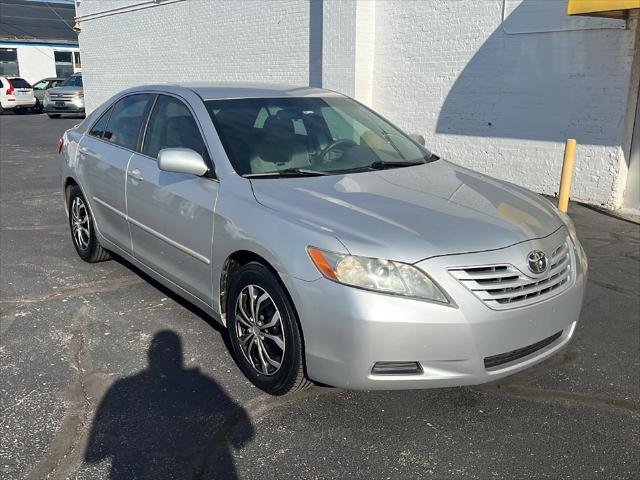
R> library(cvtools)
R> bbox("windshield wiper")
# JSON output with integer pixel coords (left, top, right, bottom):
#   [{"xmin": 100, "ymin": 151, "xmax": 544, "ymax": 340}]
[
  {"xmin": 367, "ymin": 160, "xmax": 426, "ymax": 170},
  {"xmin": 243, "ymin": 168, "xmax": 329, "ymax": 178}
]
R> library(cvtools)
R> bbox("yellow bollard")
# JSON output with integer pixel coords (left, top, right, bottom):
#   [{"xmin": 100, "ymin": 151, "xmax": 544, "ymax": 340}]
[{"xmin": 557, "ymin": 139, "xmax": 577, "ymax": 213}]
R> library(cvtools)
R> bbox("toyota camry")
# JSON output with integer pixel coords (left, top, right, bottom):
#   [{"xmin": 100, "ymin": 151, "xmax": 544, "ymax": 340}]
[{"xmin": 59, "ymin": 83, "xmax": 587, "ymax": 395}]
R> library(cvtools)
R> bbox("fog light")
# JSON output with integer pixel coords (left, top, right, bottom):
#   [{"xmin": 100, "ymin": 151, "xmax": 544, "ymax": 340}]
[{"xmin": 371, "ymin": 361, "xmax": 423, "ymax": 375}]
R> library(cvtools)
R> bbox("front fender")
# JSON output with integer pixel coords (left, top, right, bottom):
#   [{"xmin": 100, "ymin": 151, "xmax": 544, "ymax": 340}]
[{"xmin": 211, "ymin": 175, "xmax": 347, "ymax": 313}]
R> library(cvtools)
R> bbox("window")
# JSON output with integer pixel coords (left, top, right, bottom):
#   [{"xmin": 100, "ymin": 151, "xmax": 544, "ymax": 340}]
[
  {"xmin": 89, "ymin": 107, "xmax": 113, "ymax": 138},
  {"xmin": 142, "ymin": 95, "xmax": 209, "ymax": 160},
  {"xmin": 74, "ymin": 52, "xmax": 81, "ymax": 69},
  {"xmin": 206, "ymin": 97, "xmax": 429, "ymax": 176},
  {"xmin": 0, "ymin": 48, "xmax": 19, "ymax": 76},
  {"xmin": 33, "ymin": 80, "xmax": 50, "ymax": 90},
  {"xmin": 8, "ymin": 78, "xmax": 31, "ymax": 88},
  {"xmin": 60, "ymin": 75, "xmax": 82, "ymax": 87},
  {"xmin": 103, "ymin": 94, "xmax": 153, "ymax": 150},
  {"xmin": 54, "ymin": 51, "xmax": 73, "ymax": 78}
]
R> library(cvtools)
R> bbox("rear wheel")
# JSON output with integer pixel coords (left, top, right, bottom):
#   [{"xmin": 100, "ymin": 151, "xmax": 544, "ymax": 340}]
[
  {"xmin": 48, "ymin": 113, "xmax": 61, "ymax": 119},
  {"xmin": 227, "ymin": 262, "xmax": 311, "ymax": 395},
  {"xmin": 15, "ymin": 108, "xmax": 26, "ymax": 115},
  {"xmin": 68, "ymin": 186, "xmax": 111, "ymax": 263}
]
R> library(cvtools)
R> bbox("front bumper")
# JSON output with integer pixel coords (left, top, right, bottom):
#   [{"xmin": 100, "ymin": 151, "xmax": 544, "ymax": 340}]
[
  {"xmin": 44, "ymin": 99, "xmax": 85, "ymax": 113},
  {"xmin": 287, "ymin": 227, "xmax": 586, "ymax": 390}
]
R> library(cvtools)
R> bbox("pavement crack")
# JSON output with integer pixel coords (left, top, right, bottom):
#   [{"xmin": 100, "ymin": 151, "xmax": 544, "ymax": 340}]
[
  {"xmin": 1, "ymin": 275, "xmax": 145, "ymax": 307},
  {"xmin": 0, "ymin": 224, "xmax": 66, "ymax": 231},
  {"xmin": 475, "ymin": 382, "xmax": 640, "ymax": 416},
  {"xmin": 25, "ymin": 305, "xmax": 95, "ymax": 480},
  {"xmin": 589, "ymin": 279, "xmax": 639, "ymax": 297}
]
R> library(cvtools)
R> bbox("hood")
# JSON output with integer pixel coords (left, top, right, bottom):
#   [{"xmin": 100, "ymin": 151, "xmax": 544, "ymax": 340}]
[
  {"xmin": 250, "ymin": 160, "xmax": 564, "ymax": 263},
  {"xmin": 48, "ymin": 86, "xmax": 82, "ymax": 94}
]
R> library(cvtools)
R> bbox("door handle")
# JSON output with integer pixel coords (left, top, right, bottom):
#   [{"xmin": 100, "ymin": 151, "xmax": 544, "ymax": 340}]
[{"xmin": 128, "ymin": 168, "xmax": 143, "ymax": 182}]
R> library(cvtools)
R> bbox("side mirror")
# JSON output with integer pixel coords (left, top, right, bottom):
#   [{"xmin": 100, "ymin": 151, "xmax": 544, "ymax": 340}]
[
  {"xmin": 157, "ymin": 148, "xmax": 208, "ymax": 176},
  {"xmin": 408, "ymin": 133, "xmax": 426, "ymax": 146}
]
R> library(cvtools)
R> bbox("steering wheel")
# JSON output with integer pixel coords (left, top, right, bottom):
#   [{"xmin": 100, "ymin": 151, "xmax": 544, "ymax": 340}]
[{"xmin": 315, "ymin": 139, "xmax": 357, "ymax": 166}]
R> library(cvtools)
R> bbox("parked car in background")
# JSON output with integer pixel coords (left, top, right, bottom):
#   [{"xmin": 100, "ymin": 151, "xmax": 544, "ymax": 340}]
[
  {"xmin": 32, "ymin": 77, "xmax": 65, "ymax": 112},
  {"xmin": 59, "ymin": 83, "xmax": 587, "ymax": 395},
  {"xmin": 0, "ymin": 77, "xmax": 36, "ymax": 114},
  {"xmin": 44, "ymin": 73, "xmax": 84, "ymax": 118}
]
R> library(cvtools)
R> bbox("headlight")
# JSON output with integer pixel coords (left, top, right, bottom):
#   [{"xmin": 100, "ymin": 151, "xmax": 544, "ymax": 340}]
[
  {"xmin": 542, "ymin": 197, "xmax": 588, "ymax": 271},
  {"xmin": 556, "ymin": 209, "xmax": 578, "ymax": 246},
  {"xmin": 307, "ymin": 247, "xmax": 449, "ymax": 303},
  {"xmin": 76, "ymin": 90, "xmax": 84, "ymax": 97}
]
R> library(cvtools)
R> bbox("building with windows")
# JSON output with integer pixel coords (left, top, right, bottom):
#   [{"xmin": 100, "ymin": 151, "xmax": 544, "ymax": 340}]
[
  {"xmin": 0, "ymin": 0, "xmax": 81, "ymax": 84},
  {"xmin": 76, "ymin": 0, "xmax": 638, "ymax": 212}
]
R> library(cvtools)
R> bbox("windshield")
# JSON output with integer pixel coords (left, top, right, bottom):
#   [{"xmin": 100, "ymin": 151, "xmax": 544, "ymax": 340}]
[
  {"xmin": 205, "ymin": 96, "xmax": 432, "ymax": 176},
  {"xmin": 9, "ymin": 78, "xmax": 31, "ymax": 88},
  {"xmin": 60, "ymin": 75, "xmax": 83, "ymax": 87}
]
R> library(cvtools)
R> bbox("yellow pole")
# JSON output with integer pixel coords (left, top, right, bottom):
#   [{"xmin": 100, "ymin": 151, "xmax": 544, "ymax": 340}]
[{"xmin": 558, "ymin": 139, "xmax": 577, "ymax": 213}]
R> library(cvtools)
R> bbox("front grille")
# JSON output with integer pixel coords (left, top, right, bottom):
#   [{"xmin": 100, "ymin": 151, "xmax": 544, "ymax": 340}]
[
  {"xmin": 449, "ymin": 239, "xmax": 572, "ymax": 310},
  {"xmin": 49, "ymin": 93, "xmax": 76, "ymax": 100},
  {"xmin": 484, "ymin": 330, "xmax": 563, "ymax": 369}
]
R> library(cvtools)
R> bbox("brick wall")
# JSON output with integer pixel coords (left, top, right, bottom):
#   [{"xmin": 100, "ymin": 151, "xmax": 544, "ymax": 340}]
[
  {"xmin": 76, "ymin": 0, "xmax": 639, "ymax": 208},
  {"xmin": 371, "ymin": 0, "xmax": 638, "ymax": 208},
  {"xmin": 77, "ymin": 0, "xmax": 312, "ymax": 112}
]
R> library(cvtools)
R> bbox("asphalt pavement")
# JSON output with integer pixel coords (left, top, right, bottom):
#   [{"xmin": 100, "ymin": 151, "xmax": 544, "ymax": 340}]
[{"xmin": 1, "ymin": 113, "xmax": 638, "ymax": 479}]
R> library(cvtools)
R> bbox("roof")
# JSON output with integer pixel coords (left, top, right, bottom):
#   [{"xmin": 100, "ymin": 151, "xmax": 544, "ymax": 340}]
[
  {"xmin": 182, "ymin": 82, "xmax": 339, "ymax": 100},
  {"xmin": 119, "ymin": 82, "xmax": 341, "ymax": 101},
  {"xmin": 0, "ymin": 0, "xmax": 78, "ymax": 45}
]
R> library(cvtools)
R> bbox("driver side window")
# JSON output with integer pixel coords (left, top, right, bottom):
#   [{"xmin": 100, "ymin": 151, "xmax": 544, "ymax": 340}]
[{"xmin": 142, "ymin": 95, "xmax": 209, "ymax": 161}]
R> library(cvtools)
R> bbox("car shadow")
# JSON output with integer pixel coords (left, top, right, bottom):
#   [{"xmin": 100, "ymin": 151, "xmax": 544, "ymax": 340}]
[
  {"xmin": 111, "ymin": 254, "xmax": 234, "ymax": 353},
  {"xmin": 84, "ymin": 329, "xmax": 254, "ymax": 479}
]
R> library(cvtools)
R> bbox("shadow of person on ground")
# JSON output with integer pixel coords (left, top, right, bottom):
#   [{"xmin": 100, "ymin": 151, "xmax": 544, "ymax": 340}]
[{"xmin": 84, "ymin": 330, "xmax": 253, "ymax": 479}]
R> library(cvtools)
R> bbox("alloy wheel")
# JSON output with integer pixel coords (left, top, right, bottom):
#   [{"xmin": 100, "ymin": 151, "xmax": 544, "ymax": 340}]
[
  {"xmin": 71, "ymin": 196, "xmax": 90, "ymax": 250},
  {"xmin": 234, "ymin": 284, "xmax": 286, "ymax": 375}
]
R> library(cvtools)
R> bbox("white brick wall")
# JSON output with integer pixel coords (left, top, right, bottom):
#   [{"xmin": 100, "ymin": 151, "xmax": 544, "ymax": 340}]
[
  {"xmin": 77, "ymin": 0, "xmax": 312, "ymax": 112},
  {"xmin": 371, "ymin": 0, "xmax": 639, "ymax": 208},
  {"xmin": 76, "ymin": 0, "xmax": 639, "ymax": 209}
]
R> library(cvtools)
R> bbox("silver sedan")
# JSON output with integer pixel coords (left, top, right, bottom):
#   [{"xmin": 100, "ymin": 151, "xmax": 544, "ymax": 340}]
[{"xmin": 59, "ymin": 83, "xmax": 587, "ymax": 395}]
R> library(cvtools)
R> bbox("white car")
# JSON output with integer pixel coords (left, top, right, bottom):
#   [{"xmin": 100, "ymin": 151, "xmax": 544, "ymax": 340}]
[{"xmin": 0, "ymin": 77, "xmax": 36, "ymax": 114}]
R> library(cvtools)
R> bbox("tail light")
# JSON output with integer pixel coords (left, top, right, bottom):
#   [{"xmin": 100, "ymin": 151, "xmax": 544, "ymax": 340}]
[
  {"xmin": 6, "ymin": 79, "xmax": 14, "ymax": 95},
  {"xmin": 58, "ymin": 137, "xmax": 64, "ymax": 153}
]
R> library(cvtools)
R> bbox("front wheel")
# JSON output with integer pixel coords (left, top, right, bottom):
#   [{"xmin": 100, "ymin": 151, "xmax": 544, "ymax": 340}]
[
  {"xmin": 68, "ymin": 186, "xmax": 111, "ymax": 263},
  {"xmin": 227, "ymin": 262, "xmax": 311, "ymax": 395}
]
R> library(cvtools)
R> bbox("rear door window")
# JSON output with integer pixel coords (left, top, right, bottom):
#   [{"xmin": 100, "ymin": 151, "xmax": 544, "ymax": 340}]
[{"xmin": 103, "ymin": 94, "xmax": 153, "ymax": 150}]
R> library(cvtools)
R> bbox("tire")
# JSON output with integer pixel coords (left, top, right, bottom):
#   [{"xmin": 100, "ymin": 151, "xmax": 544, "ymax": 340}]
[
  {"xmin": 48, "ymin": 114, "xmax": 61, "ymax": 118},
  {"xmin": 227, "ymin": 262, "xmax": 311, "ymax": 395},
  {"xmin": 68, "ymin": 186, "xmax": 111, "ymax": 263},
  {"xmin": 15, "ymin": 108, "xmax": 26, "ymax": 115}
]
